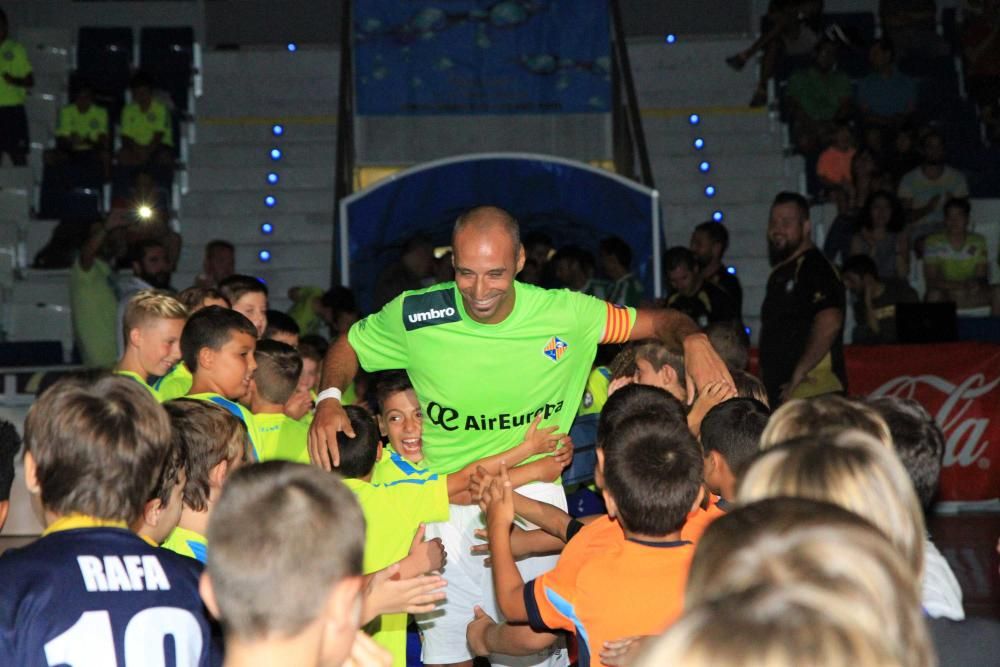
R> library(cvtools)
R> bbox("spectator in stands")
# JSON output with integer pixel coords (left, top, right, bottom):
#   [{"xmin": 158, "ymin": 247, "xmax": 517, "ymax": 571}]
[
  {"xmin": 523, "ymin": 230, "xmax": 554, "ymax": 270},
  {"xmin": 822, "ymin": 148, "xmax": 891, "ymax": 265},
  {"xmin": 70, "ymin": 217, "xmax": 129, "ymax": 368},
  {"xmin": 886, "ymin": 125, "xmax": 922, "ymax": 184},
  {"xmin": 117, "ymin": 71, "xmax": 174, "ymax": 170},
  {"xmin": 663, "ymin": 246, "xmax": 739, "ymax": 327},
  {"xmin": 552, "ymin": 245, "xmax": 609, "ymax": 299},
  {"xmin": 760, "ymin": 192, "xmax": 846, "ymax": 406},
  {"xmin": 725, "ymin": 0, "xmax": 825, "ymax": 107},
  {"xmin": 690, "ymin": 221, "xmax": 743, "ymax": 315},
  {"xmin": 880, "ymin": 0, "xmax": 948, "ymax": 60},
  {"xmin": 599, "ymin": 236, "xmax": 643, "ymax": 307},
  {"xmin": 856, "ymin": 38, "xmax": 918, "ymax": 128},
  {"xmin": 195, "ymin": 239, "xmax": 236, "ymax": 289},
  {"xmin": 817, "ymin": 123, "xmax": 857, "ymax": 212},
  {"xmin": 46, "ymin": 81, "xmax": 109, "ymax": 181},
  {"xmin": 116, "ymin": 239, "xmax": 173, "ymax": 354},
  {"xmin": 372, "ymin": 235, "xmax": 435, "ymax": 311},
  {"xmin": 842, "ymin": 254, "xmax": 919, "ymax": 344},
  {"xmin": 924, "ymin": 197, "xmax": 998, "ymax": 313},
  {"xmin": 898, "ymin": 129, "xmax": 970, "ymax": 243},
  {"xmin": 522, "ymin": 230, "xmax": 555, "ymax": 286},
  {"xmin": 785, "ymin": 39, "xmax": 853, "ymax": 156},
  {"xmin": 850, "ymin": 190, "xmax": 910, "ymax": 281},
  {"xmin": 0, "ymin": 8, "xmax": 32, "ymax": 166}
]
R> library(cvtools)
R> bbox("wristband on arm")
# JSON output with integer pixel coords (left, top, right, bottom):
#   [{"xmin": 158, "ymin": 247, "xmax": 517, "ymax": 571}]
[{"xmin": 315, "ymin": 387, "xmax": 343, "ymax": 404}]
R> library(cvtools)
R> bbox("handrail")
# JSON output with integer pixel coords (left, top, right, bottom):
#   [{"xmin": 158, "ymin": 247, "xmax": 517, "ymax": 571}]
[
  {"xmin": 608, "ymin": 0, "xmax": 655, "ymax": 189},
  {"xmin": 331, "ymin": 0, "xmax": 356, "ymax": 287}
]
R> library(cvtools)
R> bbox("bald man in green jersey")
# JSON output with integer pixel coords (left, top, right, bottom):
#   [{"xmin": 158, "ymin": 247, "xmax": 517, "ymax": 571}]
[{"xmin": 309, "ymin": 206, "xmax": 732, "ymax": 667}]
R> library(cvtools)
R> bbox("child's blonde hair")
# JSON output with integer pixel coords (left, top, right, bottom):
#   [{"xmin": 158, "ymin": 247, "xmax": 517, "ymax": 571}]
[
  {"xmin": 737, "ymin": 430, "xmax": 926, "ymax": 578},
  {"xmin": 684, "ymin": 497, "xmax": 932, "ymax": 667},
  {"xmin": 759, "ymin": 395, "xmax": 892, "ymax": 449},
  {"xmin": 634, "ymin": 585, "xmax": 908, "ymax": 667},
  {"xmin": 122, "ymin": 290, "xmax": 188, "ymax": 344}
]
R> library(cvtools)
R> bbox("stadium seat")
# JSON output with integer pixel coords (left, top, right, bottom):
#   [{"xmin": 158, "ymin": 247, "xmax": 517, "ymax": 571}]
[
  {"xmin": 76, "ymin": 27, "xmax": 134, "ymax": 119},
  {"xmin": 140, "ymin": 27, "xmax": 195, "ymax": 111}
]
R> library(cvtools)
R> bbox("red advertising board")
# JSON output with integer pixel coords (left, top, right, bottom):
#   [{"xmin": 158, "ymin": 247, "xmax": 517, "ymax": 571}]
[{"xmin": 845, "ymin": 343, "xmax": 1000, "ymax": 501}]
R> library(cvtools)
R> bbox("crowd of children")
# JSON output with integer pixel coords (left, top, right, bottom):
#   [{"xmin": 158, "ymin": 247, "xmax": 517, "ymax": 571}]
[{"xmin": 0, "ymin": 264, "xmax": 996, "ymax": 667}]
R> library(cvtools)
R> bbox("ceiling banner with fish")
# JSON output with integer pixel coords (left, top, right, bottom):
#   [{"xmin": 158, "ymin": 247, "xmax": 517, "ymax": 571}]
[{"xmin": 354, "ymin": 0, "xmax": 611, "ymax": 115}]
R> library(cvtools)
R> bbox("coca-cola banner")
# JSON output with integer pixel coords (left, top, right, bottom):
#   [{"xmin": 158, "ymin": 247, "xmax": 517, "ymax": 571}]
[{"xmin": 846, "ymin": 343, "xmax": 1000, "ymax": 502}]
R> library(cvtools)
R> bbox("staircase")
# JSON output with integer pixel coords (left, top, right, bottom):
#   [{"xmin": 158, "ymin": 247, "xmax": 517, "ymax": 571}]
[
  {"xmin": 175, "ymin": 47, "xmax": 340, "ymax": 309},
  {"xmin": 629, "ymin": 36, "xmax": 807, "ymax": 341}
]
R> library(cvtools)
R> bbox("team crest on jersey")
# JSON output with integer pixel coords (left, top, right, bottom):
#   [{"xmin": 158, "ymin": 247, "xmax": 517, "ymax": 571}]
[
  {"xmin": 147, "ymin": 112, "xmax": 157, "ymax": 122},
  {"xmin": 543, "ymin": 336, "xmax": 568, "ymax": 362},
  {"xmin": 90, "ymin": 119, "xmax": 99, "ymax": 129},
  {"xmin": 3, "ymin": 51, "xmax": 13, "ymax": 61}
]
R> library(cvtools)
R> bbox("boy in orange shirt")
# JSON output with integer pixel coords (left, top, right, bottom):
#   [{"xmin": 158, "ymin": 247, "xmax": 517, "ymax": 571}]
[{"xmin": 480, "ymin": 413, "xmax": 704, "ymax": 667}]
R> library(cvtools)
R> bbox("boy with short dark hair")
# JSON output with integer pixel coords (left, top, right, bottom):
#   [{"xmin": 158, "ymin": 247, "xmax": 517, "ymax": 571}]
[
  {"xmin": 201, "ymin": 461, "xmax": 379, "ymax": 667},
  {"xmin": 0, "ymin": 375, "xmax": 218, "ymax": 665},
  {"xmin": 182, "ymin": 305, "xmax": 260, "ymax": 459},
  {"xmin": 219, "ymin": 274, "xmax": 268, "ymax": 337},
  {"xmin": 249, "ymin": 339, "xmax": 310, "ymax": 464},
  {"xmin": 263, "ymin": 310, "xmax": 300, "ymax": 347},
  {"xmin": 700, "ymin": 397, "xmax": 770, "ymax": 504},
  {"xmin": 161, "ymin": 399, "xmax": 249, "ymax": 563},
  {"xmin": 156, "ymin": 289, "xmax": 231, "ymax": 402},
  {"xmin": 483, "ymin": 415, "xmax": 704, "ymax": 666},
  {"xmin": 682, "ymin": 398, "xmax": 770, "ymax": 543},
  {"xmin": 115, "ymin": 289, "xmax": 188, "ymax": 399}
]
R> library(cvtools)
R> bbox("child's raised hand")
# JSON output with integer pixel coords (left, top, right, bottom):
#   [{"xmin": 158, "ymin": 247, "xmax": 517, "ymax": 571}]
[
  {"xmin": 607, "ymin": 375, "xmax": 633, "ymax": 397},
  {"xmin": 483, "ymin": 462, "xmax": 515, "ymax": 531},
  {"xmin": 552, "ymin": 437, "xmax": 574, "ymax": 468},
  {"xmin": 524, "ymin": 413, "xmax": 561, "ymax": 455},
  {"xmin": 407, "ymin": 524, "xmax": 447, "ymax": 574},
  {"xmin": 470, "ymin": 465, "xmax": 495, "ymax": 505},
  {"xmin": 363, "ymin": 563, "xmax": 447, "ymax": 618},
  {"xmin": 686, "ymin": 380, "xmax": 736, "ymax": 435},
  {"xmin": 466, "ymin": 605, "xmax": 498, "ymax": 657}
]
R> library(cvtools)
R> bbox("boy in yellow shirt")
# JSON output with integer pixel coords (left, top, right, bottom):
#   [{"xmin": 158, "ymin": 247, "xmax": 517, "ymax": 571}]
[
  {"xmin": 248, "ymin": 339, "xmax": 310, "ymax": 464},
  {"xmin": 114, "ymin": 289, "xmax": 187, "ymax": 400},
  {"xmin": 161, "ymin": 399, "xmax": 249, "ymax": 563},
  {"xmin": 181, "ymin": 305, "xmax": 260, "ymax": 459}
]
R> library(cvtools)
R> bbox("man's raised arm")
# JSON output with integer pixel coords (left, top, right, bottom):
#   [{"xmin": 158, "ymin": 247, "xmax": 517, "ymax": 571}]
[
  {"xmin": 307, "ymin": 333, "xmax": 360, "ymax": 470},
  {"xmin": 629, "ymin": 308, "xmax": 733, "ymax": 403}
]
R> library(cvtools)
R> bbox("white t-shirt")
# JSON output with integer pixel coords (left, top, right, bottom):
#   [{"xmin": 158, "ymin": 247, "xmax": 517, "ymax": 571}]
[{"xmin": 923, "ymin": 537, "xmax": 965, "ymax": 620}]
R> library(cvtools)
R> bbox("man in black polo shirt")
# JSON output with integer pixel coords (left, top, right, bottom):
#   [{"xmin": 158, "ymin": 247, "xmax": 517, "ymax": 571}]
[
  {"xmin": 664, "ymin": 246, "xmax": 740, "ymax": 328},
  {"xmin": 760, "ymin": 192, "xmax": 846, "ymax": 406}
]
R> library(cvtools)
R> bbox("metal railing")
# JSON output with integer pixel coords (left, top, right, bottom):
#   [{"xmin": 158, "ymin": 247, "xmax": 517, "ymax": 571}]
[
  {"xmin": 331, "ymin": 0, "xmax": 356, "ymax": 287},
  {"xmin": 609, "ymin": 0, "xmax": 655, "ymax": 190}
]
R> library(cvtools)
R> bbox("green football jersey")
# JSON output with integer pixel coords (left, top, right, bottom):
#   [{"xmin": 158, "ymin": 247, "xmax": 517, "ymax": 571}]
[
  {"xmin": 113, "ymin": 370, "xmax": 161, "ymax": 402},
  {"xmin": 254, "ymin": 412, "xmax": 310, "ymax": 464},
  {"xmin": 154, "ymin": 362, "xmax": 193, "ymax": 402},
  {"xmin": 348, "ymin": 281, "xmax": 635, "ymax": 474}
]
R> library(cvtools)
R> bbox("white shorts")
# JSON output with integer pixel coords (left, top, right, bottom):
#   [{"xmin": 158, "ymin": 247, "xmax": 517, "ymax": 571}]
[{"xmin": 418, "ymin": 482, "xmax": 570, "ymax": 667}]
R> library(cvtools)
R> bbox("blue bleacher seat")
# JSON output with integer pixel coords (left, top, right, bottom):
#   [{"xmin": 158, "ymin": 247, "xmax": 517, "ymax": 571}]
[{"xmin": 140, "ymin": 27, "xmax": 195, "ymax": 111}]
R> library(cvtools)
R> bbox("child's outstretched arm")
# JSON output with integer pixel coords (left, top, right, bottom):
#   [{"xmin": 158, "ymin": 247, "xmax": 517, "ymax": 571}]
[
  {"xmin": 467, "ymin": 606, "xmax": 558, "ymax": 657},
  {"xmin": 483, "ymin": 463, "xmax": 529, "ymax": 622}
]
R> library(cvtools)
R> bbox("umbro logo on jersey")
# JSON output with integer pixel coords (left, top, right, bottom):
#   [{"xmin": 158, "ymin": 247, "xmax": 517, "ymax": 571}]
[
  {"xmin": 403, "ymin": 289, "xmax": 462, "ymax": 331},
  {"xmin": 408, "ymin": 306, "xmax": 455, "ymax": 324}
]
